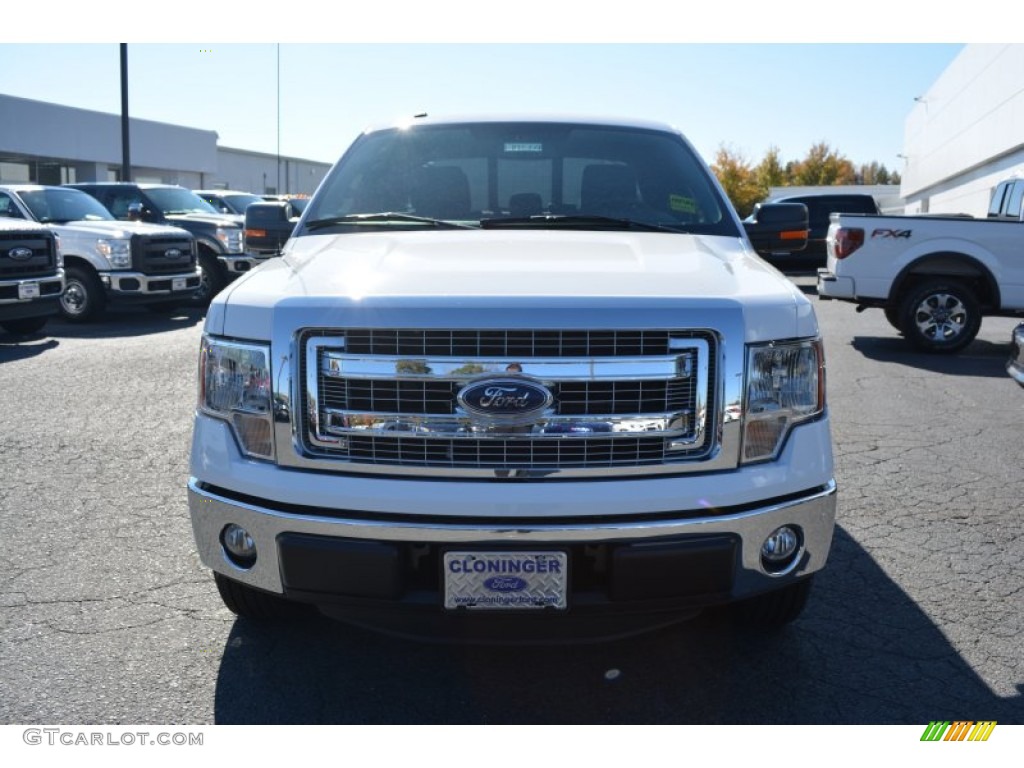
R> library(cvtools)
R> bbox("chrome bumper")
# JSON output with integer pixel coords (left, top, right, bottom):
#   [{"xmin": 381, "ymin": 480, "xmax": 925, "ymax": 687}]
[
  {"xmin": 101, "ymin": 269, "xmax": 201, "ymax": 295},
  {"xmin": 188, "ymin": 476, "xmax": 837, "ymax": 598},
  {"xmin": 221, "ymin": 254, "xmax": 274, "ymax": 274},
  {"xmin": 0, "ymin": 272, "xmax": 64, "ymax": 304}
]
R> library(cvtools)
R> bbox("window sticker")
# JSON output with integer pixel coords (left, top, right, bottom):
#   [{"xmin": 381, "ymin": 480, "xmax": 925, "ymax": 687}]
[
  {"xmin": 669, "ymin": 194, "xmax": 697, "ymax": 214},
  {"xmin": 504, "ymin": 142, "xmax": 543, "ymax": 153}
]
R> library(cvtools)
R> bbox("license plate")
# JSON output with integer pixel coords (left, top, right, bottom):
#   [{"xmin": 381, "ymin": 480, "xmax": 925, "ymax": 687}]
[
  {"xmin": 443, "ymin": 551, "xmax": 568, "ymax": 610},
  {"xmin": 172, "ymin": 277, "xmax": 187, "ymax": 291},
  {"xmin": 18, "ymin": 282, "xmax": 40, "ymax": 300}
]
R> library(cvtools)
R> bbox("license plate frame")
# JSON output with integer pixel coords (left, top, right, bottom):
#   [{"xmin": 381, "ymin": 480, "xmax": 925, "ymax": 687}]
[
  {"xmin": 18, "ymin": 282, "xmax": 40, "ymax": 300},
  {"xmin": 443, "ymin": 551, "xmax": 568, "ymax": 611},
  {"xmin": 171, "ymin": 277, "xmax": 187, "ymax": 291}
]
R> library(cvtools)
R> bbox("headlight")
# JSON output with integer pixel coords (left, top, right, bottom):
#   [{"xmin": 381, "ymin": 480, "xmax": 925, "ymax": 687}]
[
  {"xmin": 742, "ymin": 338, "xmax": 825, "ymax": 463},
  {"xmin": 96, "ymin": 238, "xmax": 132, "ymax": 269},
  {"xmin": 199, "ymin": 336, "xmax": 274, "ymax": 460},
  {"xmin": 215, "ymin": 227, "xmax": 245, "ymax": 254},
  {"xmin": 54, "ymin": 233, "xmax": 64, "ymax": 269}
]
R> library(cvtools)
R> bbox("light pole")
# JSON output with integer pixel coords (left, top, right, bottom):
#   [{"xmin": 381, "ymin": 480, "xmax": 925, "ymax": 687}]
[
  {"xmin": 276, "ymin": 44, "xmax": 281, "ymax": 194},
  {"xmin": 120, "ymin": 44, "xmax": 131, "ymax": 182}
]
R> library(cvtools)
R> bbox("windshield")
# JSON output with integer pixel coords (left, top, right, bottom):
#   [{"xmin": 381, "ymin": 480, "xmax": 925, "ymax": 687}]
[
  {"xmin": 301, "ymin": 121, "xmax": 737, "ymax": 236},
  {"xmin": 212, "ymin": 193, "xmax": 263, "ymax": 214},
  {"xmin": 146, "ymin": 187, "xmax": 219, "ymax": 216},
  {"xmin": 19, "ymin": 188, "xmax": 115, "ymax": 223}
]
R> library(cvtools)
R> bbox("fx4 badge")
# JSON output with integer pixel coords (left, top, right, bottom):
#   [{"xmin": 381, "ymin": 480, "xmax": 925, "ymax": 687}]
[{"xmin": 871, "ymin": 228, "xmax": 912, "ymax": 239}]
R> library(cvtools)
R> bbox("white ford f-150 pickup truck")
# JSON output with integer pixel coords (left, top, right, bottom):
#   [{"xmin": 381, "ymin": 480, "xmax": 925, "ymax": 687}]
[
  {"xmin": 817, "ymin": 182, "xmax": 1024, "ymax": 353},
  {"xmin": 188, "ymin": 115, "xmax": 836, "ymax": 641}
]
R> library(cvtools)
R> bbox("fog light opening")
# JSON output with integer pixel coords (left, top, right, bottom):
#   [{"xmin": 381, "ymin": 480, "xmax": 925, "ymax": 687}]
[
  {"xmin": 760, "ymin": 525, "xmax": 801, "ymax": 575},
  {"xmin": 221, "ymin": 523, "xmax": 257, "ymax": 569}
]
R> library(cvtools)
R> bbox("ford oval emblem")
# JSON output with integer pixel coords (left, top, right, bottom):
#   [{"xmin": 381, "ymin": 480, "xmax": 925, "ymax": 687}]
[
  {"xmin": 8, "ymin": 247, "xmax": 33, "ymax": 261},
  {"xmin": 164, "ymin": 248, "xmax": 183, "ymax": 259},
  {"xmin": 484, "ymin": 576, "xmax": 528, "ymax": 593},
  {"xmin": 457, "ymin": 376, "xmax": 553, "ymax": 424}
]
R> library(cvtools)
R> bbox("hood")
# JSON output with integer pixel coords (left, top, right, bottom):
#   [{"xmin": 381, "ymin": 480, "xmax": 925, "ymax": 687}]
[
  {"xmin": 51, "ymin": 220, "xmax": 192, "ymax": 238},
  {"xmin": 165, "ymin": 212, "xmax": 243, "ymax": 228},
  {"xmin": 212, "ymin": 230, "xmax": 816, "ymax": 342}
]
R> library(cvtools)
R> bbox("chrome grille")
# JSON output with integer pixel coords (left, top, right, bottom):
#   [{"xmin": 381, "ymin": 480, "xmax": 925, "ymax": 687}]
[
  {"xmin": 299, "ymin": 328, "xmax": 716, "ymax": 473},
  {"xmin": 344, "ymin": 329, "xmax": 675, "ymax": 357}
]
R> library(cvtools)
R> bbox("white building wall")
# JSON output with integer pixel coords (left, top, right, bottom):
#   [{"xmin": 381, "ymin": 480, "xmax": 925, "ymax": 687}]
[
  {"xmin": 213, "ymin": 148, "xmax": 331, "ymax": 195},
  {"xmin": 0, "ymin": 94, "xmax": 330, "ymax": 192},
  {"xmin": 901, "ymin": 45, "xmax": 1024, "ymax": 215},
  {"xmin": 0, "ymin": 94, "xmax": 218, "ymax": 175}
]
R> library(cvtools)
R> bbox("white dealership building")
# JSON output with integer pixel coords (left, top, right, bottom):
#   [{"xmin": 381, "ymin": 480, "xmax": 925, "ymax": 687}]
[
  {"xmin": 0, "ymin": 93, "xmax": 331, "ymax": 195},
  {"xmin": 900, "ymin": 44, "xmax": 1024, "ymax": 216}
]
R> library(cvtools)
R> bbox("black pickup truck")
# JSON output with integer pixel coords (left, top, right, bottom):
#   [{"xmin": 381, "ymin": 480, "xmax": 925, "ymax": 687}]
[
  {"xmin": 754, "ymin": 192, "xmax": 880, "ymax": 266},
  {"xmin": 0, "ymin": 218, "xmax": 64, "ymax": 335}
]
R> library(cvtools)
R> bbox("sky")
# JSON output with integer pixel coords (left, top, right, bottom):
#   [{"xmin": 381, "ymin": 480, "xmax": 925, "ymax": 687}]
[
  {"xmin": 0, "ymin": 0, "xmax": 981, "ymax": 178},
  {"xmin": 0, "ymin": 42, "xmax": 964, "ymax": 175}
]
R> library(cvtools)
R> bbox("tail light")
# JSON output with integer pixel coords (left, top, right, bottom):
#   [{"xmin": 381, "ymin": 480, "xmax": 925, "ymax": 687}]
[{"xmin": 832, "ymin": 227, "xmax": 864, "ymax": 259}]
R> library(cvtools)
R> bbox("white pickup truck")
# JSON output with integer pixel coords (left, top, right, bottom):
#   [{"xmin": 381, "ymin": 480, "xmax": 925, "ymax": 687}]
[
  {"xmin": 187, "ymin": 115, "xmax": 836, "ymax": 641},
  {"xmin": 0, "ymin": 185, "xmax": 201, "ymax": 321},
  {"xmin": 817, "ymin": 182, "xmax": 1024, "ymax": 352}
]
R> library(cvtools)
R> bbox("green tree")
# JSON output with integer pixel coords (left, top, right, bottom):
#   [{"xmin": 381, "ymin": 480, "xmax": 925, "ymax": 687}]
[
  {"xmin": 790, "ymin": 142, "xmax": 856, "ymax": 186},
  {"xmin": 756, "ymin": 145, "xmax": 788, "ymax": 190},
  {"xmin": 710, "ymin": 145, "xmax": 765, "ymax": 218}
]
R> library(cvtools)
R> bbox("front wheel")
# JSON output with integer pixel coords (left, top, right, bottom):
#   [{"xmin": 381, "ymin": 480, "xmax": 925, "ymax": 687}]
[
  {"xmin": 898, "ymin": 279, "xmax": 981, "ymax": 354},
  {"xmin": 59, "ymin": 265, "xmax": 106, "ymax": 322},
  {"xmin": 189, "ymin": 251, "xmax": 226, "ymax": 307},
  {"xmin": 213, "ymin": 572, "xmax": 313, "ymax": 620},
  {"xmin": 1, "ymin": 316, "xmax": 49, "ymax": 335}
]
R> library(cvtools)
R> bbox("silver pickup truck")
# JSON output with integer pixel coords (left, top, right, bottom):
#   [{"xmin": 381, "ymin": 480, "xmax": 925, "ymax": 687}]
[{"xmin": 187, "ymin": 115, "xmax": 836, "ymax": 641}]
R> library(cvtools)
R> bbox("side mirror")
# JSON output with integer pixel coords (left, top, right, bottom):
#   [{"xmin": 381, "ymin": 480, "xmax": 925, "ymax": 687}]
[
  {"xmin": 126, "ymin": 202, "xmax": 148, "ymax": 222},
  {"xmin": 743, "ymin": 202, "xmax": 809, "ymax": 255}
]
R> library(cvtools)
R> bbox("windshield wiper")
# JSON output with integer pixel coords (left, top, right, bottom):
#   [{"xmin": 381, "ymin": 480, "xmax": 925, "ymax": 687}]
[
  {"xmin": 305, "ymin": 212, "xmax": 477, "ymax": 231},
  {"xmin": 479, "ymin": 214, "xmax": 687, "ymax": 233}
]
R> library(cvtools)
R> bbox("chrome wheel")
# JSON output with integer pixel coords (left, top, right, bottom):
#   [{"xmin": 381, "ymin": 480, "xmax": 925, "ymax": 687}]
[
  {"xmin": 58, "ymin": 265, "xmax": 105, "ymax": 322},
  {"xmin": 60, "ymin": 279, "xmax": 87, "ymax": 316},
  {"xmin": 913, "ymin": 291, "xmax": 967, "ymax": 343},
  {"xmin": 898, "ymin": 279, "xmax": 981, "ymax": 354}
]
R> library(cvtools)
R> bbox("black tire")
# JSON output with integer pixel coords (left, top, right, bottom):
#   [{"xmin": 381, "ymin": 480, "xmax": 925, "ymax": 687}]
[
  {"xmin": 883, "ymin": 305, "xmax": 903, "ymax": 332},
  {"xmin": 898, "ymin": 279, "xmax": 981, "ymax": 354},
  {"xmin": 59, "ymin": 264, "xmax": 106, "ymax": 322},
  {"xmin": 189, "ymin": 250, "xmax": 227, "ymax": 307},
  {"xmin": 1, "ymin": 316, "xmax": 49, "ymax": 335},
  {"xmin": 214, "ymin": 572, "xmax": 313, "ymax": 620},
  {"xmin": 730, "ymin": 577, "xmax": 813, "ymax": 630}
]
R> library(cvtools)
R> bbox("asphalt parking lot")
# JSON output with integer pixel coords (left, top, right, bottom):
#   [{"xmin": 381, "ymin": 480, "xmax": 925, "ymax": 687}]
[{"xmin": 1, "ymin": 274, "xmax": 1021, "ymax": 725}]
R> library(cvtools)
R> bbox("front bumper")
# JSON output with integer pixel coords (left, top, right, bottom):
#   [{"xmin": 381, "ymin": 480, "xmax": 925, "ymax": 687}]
[
  {"xmin": 188, "ymin": 473, "xmax": 837, "ymax": 633},
  {"xmin": 220, "ymin": 253, "xmax": 275, "ymax": 275},
  {"xmin": 101, "ymin": 269, "xmax": 201, "ymax": 298},
  {"xmin": 0, "ymin": 272, "xmax": 64, "ymax": 319},
  {"xmin": 1008, "ymin": 323, "xmax": 1024, "ymax": 387}
]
